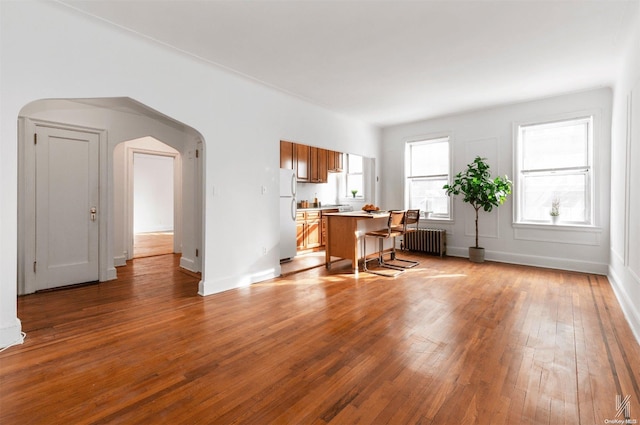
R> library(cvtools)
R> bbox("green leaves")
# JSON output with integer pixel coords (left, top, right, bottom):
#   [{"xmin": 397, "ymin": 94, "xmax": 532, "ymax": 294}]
[
  {"xmin": 443, "ymin": 156, "xmax": 512, "ymax": 248},
  {"xmin": 443, "ymin": 156, "xmax": 512, "ymax": 213}
]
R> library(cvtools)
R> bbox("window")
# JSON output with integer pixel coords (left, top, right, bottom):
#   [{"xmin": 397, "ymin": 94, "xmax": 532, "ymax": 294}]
[
  {"xmin": 345, "ymin": 154, "xmax": 363, "ymax": 198},
  {"xmin": 515, "ymin": 116, "xmax": 593, "ymax": 225},
  {"xmin": 405, "ymin": 137, "xmax": 450, "ymax": 219}
]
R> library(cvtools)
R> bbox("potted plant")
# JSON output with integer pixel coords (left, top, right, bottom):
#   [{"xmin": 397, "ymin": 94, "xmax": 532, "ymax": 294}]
[
  {"xmin": 443, "ymin": 156, "xmax": 512, "ymax": 263},
  {"xmin": 550, "ymin": 198, "xmax": 560, "ymax": 224},
  {"xmin": 351, "ymin": 189, "xmax": 358, "ymax": 198}
]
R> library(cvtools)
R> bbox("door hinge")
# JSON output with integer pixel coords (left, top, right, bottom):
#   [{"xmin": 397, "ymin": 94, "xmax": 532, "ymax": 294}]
[
  {"xmin": 196, "ymin": 249, "xmax": 199, "ymax": 257},
  {"xmin": 33, "ymin": 261, "xmax": 37, "ymax": 273},
  {"xmin": 34, "ymin": 134, "xmax": 38, "ymax": 145},
  {"xmin": 195, "ymin": 149, "xmax": 199, "ymax": 159}
]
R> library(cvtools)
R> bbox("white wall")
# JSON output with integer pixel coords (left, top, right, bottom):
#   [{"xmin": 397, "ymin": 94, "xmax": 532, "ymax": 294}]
[
  {"xmin": 382, "ymin": 88, "xmax": 612, "ymax": 274},
  {"xmin": 120, "ymin": 137, "xmax": 182, "ymax": 262},
  {"xmin": 609, "ymin": 6, "xmax": 640, "ymax": 343},
  {"xmin": 0, "ymin": 1, "xmax": 380, "ymax": 348},
  {"xmin": 133, "ymin": 153, "xmax": 175, "ymax": 234}
]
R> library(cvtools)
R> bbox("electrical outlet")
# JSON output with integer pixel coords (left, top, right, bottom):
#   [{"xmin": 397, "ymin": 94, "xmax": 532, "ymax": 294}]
[
  {"xmin": 262, "ymin": 247, "xmax": 267, "ymax": 255},
  {"xmin": 261, "ymin": 185, "xmax": 267, "ymax": 195}
]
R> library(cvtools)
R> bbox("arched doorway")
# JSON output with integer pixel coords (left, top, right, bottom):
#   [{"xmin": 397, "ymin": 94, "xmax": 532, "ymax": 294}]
[
  {"xmin": 132, "ymin": 149, "xmax": 177, "ymax": 258},
  {"xmin": 122, "ymin": 137, "xmax": 180, "ymax": 259},
  {"xmin": 17, "ymin": 97, "xmax": 205, "ymax": 294}
]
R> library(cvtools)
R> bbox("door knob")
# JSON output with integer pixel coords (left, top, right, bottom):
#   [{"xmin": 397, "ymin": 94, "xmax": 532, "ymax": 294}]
[{"xmin": 90, "ymin": 207, "xmax": 97, "ymax": 221}]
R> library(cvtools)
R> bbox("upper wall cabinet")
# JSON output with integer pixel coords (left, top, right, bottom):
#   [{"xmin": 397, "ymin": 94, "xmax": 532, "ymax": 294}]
[
  {"xmin": 280, "ymin": 140, "xmax": 295, "ymax": 170},
  {"xmin": 281, "ymin": 140, "xmax": 340, "ymax": 183},
  {"xmin": 310, "ymin": 146, "xmax": 328, "ymax": 183},
  {"xmin": 296, "ymin": 144, "xmax": 310, "ymax": 182},
  {"xmin": 327, "ymin": 150, "xmax": 343, "ymax": 172}
]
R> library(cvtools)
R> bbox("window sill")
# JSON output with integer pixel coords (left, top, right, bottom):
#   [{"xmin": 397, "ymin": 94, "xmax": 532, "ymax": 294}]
[
  {"xmin": 513, "ymin": 222, "xmax": 602, "ymax": 233},
  {"xmin": 512, "ymin": 222, "xmax": 602, "ymax": 246},
  {"xmin": 422, "ymin": 216, "xmax": 454, "ymax": 224}
]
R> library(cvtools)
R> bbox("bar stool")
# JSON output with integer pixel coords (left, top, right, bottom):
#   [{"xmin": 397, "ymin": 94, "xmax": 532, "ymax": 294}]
[
  {"xmin": 361, "ymin": 211, "xmax": 406, "ymax": 277},
  {"xmin": 394, "ymin": 209, "xmax": 420, "ymax": 250},
  {"xmin": 391, "ymin": 209, "xmax": 421, "ymax": 268},
  {"xmin": 384, "ymin": 209, "xmax": 420, "ymax": 268}
]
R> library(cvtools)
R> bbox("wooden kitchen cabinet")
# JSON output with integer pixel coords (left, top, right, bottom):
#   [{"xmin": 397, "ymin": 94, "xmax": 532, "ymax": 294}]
[
  {"xmin": 306, "ymin": 211, "xmax": 321, "ymax": 248},
  {"xmin": 280, "ymin": 140, "xmax": 333, "ymax": 184},
  {"xmin": 296, "ymin": 144, "xmax": 310, "ymax": 182},
  {"xmin": 310, "ymin": 147, "xmax": 328, "ymax": 183},
  {"xmin": 321, "ymin": 209, "xmax": 339, "ymax": 246},
  {"xmin": 296, "ymin": 210, "xmax": 322, "ymax": 251},
  {"xmin": 318, "ymin": 148, "xmax": 328, "ymax": 182},
  {"xmin": 334, "ymin": 151, "xmax": 344, "ymax": 172},
  {"xmin": 327, "ymin": 150, "xmax": 344, "ymax": 172},
  {"xmin": 296, "ymin": 212, "xmax": 306, "ymax": 250},
  {"xmin": 280, "ymin": 140, "xmax": 295, "ymax": 170}
]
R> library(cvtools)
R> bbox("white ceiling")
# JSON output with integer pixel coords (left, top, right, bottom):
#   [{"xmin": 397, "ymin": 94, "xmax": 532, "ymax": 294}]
[{"xmin": 58, "ymin": 0, "xmax": 639, "ymax": 128}]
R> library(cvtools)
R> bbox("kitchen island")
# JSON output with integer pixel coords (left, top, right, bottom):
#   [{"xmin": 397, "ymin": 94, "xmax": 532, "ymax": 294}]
[{"xmin": 323, "ymin": 211, "xmax": 392, "ymax": 272}]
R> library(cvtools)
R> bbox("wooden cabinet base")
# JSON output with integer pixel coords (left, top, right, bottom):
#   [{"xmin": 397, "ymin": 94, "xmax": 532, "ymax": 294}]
[
  {"xmin": 324, "ymin": 212, "xmax": 391, "ymax": 271},
  {"xmin": 296, "ymin": 210, "xmax": 322, "ymax": 252}
]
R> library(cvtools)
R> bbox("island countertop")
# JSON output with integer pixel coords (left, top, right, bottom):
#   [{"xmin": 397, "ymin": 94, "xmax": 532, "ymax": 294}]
[
  {"xmin": 323, "ymin": 211, "xmax": 389, "ymax": 218},
  {"xmin": 324, "ymin": 211, "xmax": 392, "ymax": 271}
]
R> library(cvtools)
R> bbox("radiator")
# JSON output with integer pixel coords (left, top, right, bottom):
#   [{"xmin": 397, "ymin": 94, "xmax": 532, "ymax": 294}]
[{"xmin": 403, "ymin": 229, "xmax": 446, "ymax": 257}]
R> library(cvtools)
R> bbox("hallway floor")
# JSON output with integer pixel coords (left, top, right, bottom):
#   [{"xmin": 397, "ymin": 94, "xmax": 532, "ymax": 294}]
[{"xmin": 133, "ymin": 232, "xmax": 174, "ymax": 258}]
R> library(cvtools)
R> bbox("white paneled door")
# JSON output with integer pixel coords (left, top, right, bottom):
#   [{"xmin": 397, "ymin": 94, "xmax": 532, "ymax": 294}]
[{"xmin": 35, "ymin": 125, "xmax": 100, "ymax": 290}]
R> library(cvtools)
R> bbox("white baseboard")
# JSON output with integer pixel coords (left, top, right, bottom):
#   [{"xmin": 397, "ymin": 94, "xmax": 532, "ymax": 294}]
[
  {"xmin": 113, "ymin": 255, "xmax": 127, "ymax": 267},
  {"xmin": 180, "ymin": 256, "xmax": 197, "ymax": 273},
  {"xmin": 99, "ymin": 266, "xmax": 118, "ymax": 282},
  {"xmin": 198, "ymin": 266, "xmax": 281, "ymax": 297},
  {"xmin": 608, "ymin": 265, "xmax": 640, "ymax": 346},
  {"xmin": 106, "ymin": 267, "xmax": 117, "ymax": 281},
  {"xmin": 0, "ymin": 318, "xmax": 23, "ymax": 350},
  {"xmin": 445, "ymin": 246, "xmax": 608, "ymax": 275}
]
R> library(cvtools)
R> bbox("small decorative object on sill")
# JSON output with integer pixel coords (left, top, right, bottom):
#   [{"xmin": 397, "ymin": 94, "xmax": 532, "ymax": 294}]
[
  {"xmin": 550, "ymin": 198, "xmax": 560, "ymax": 224},
  {"xmin": 351, "ymin": 189, "xmax": 358, "ymax": 198}
]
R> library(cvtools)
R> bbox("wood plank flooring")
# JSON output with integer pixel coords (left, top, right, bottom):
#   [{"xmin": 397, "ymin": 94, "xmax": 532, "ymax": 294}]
[
  {"xmin": 1, "ymin": 254, "xmax": 639, "ymax": 424},
  {"xmin": 133, "ymin": 232, "xmax": 174, "ymax": 258},
  {"xmin": 280, "ymin": 251, "xmax": 328, "ymax": 276}
]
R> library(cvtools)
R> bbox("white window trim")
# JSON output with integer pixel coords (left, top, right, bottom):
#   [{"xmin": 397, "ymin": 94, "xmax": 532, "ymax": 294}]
[
  {"xmin": 404, "ymin": 133, "xmax": 453, "ymax": 221},
  {"xmin": 344, "ymin": 153, "xmax": 364, "ymax": 199},
  {"xmin": 512, "ymin": 110, "xmax": 599, "ymax": 228}
]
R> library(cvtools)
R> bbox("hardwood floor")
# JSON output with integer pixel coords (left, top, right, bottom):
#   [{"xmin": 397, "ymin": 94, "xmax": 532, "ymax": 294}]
[
  {"xmin": 280, "ymin": 250, "xmax": 328, "ymax": 276},
  {"xmin": 2, "ymin": 254, "xmax": 639, "ymax": 424},
  {"xmin": 133, "ymin": 232, "xmax": 174, "ymax": 258}
]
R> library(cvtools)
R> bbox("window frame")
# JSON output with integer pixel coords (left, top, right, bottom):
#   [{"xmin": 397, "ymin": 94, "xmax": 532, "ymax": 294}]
[
  {"xmin": 404, "ymin": 135, "xmax": 452, "ymax": 220},
  {"xmin": 345, "ymin": 153, "xmax": 364, "ymax": 199},
  {"xmin": 514, "ymin": 114, "xmax": 595, "ymax": 227}
]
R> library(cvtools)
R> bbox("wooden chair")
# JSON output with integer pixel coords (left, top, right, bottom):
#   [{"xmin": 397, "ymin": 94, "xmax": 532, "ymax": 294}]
[
  {"xmin": 361, "ymin": 211, "xmax": 406, "ymax": 277},
  {"xmin": 385, "ymin": 209, "xmax": 420, "ymax": 268},
  {"xmin": 394, "ymin": 209, "xmax": 420, "ymax": 251}
]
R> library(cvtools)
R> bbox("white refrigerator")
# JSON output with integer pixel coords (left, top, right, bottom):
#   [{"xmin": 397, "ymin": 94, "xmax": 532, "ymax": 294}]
[{"xmin": 279, "ymin": 168, "xmax": 297, "ymax": 262}]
